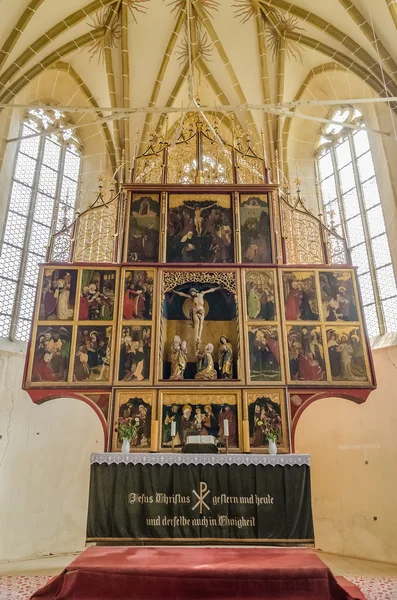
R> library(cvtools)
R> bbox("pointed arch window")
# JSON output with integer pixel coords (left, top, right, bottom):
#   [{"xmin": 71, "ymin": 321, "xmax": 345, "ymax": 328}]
[
  {"xmin": 316, "ymin": 106, "xmax": 397, "ymax": 338},
  {"xmin": 0, "ymin": 109, "xmax": 81, "ymax": 342}
]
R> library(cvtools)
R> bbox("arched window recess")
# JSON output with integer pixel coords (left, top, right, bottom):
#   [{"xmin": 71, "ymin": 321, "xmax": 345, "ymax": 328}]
[{"xmin": 316, "ymin": 106, "xmax": 397, "ymax": 337}]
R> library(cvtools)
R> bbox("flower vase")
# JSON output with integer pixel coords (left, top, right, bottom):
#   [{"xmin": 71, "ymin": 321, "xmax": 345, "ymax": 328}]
[
  {"xmin": 268, "ymin": 439, "xmax": 277, "ymax": 455},
  {"xmin": 121, "ymin": 438, "xmax": 131, "ymax": 453}
]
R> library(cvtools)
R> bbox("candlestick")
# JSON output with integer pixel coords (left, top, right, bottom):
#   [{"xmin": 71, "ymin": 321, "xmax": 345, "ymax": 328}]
[{"xmin": 223, "ymin": 419, "xmax": 229, "ymax": 438}]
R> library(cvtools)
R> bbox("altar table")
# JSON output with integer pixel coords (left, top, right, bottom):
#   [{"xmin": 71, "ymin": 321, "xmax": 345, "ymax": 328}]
[{"xmin": 87, "ymin": 453, "xmax": 314, "ymax": 545}]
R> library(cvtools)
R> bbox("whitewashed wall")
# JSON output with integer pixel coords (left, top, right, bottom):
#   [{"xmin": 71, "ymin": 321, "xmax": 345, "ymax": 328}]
[{"xmin": 0, "ymin": 344, "xmax": 103, "ymax": 562}]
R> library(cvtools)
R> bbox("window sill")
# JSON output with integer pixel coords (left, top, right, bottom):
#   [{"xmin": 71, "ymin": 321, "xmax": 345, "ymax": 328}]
[
  {"xmin": 370, "ymin": 332, "xmax": 397, "ymax": 351},
  {"xmin": 0, "ymin": 337, "xmax": 27, "ymax": 356}
]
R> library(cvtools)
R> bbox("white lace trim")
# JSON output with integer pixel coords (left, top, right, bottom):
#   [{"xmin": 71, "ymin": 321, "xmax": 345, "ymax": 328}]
[{"xmin": 90, "ymin": 453, "xmax": 310, "ymax": 467}]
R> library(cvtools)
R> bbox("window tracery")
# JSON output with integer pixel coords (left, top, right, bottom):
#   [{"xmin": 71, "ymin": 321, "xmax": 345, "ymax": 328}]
[
  {"xmin": 0, "ymin": 109, "xmax": 82, "ymax": 341},
  {"xmin": 316, "ymin": 107, "xmax": 396, "ymax": 337}
]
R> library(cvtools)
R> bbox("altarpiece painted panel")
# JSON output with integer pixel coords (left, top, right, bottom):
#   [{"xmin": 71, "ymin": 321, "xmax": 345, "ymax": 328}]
[
  {"xmin": 78, "ymin": 269, "xmax": 117, "ymax": 321},
  {"xmin": 166, "ymin": 194, "xmax": 234, "ymax": 263},
  {"xmin": 158, "ymin": 270, "xmax": 242, "ymax": 384},
  {"xmin": 112, "ymin": 390, "xmax": 156, "ymax": 452},
  {"xmin": 239, "ymin": 194, "xmax": 272, "ymax": 264},
  {"xmin": 159, "ymin": 390, "xmax": 242, "ymax": 452},
  {"xmin": 29, "ymin": 325, "xmax": 72, "ymax": 384},
  {"xmin": 125, "ymin": 193, "xmax": 160, "ymax": 262},
  {"xmin": 38, "ymin": 267, "xmax": 78, "ymax": 321},
  {"xmin": 244, "ymin": 389, "xmax": 289, "ymax": 453}
]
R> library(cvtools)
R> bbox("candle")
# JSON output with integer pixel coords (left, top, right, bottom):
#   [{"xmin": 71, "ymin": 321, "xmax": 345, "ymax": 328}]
[
  {"xmin": 151, "ymin": 420, "xmax": 159, "ymax": 452},
  {"xmin": 243, "ymin": 420, "xmax": 250, "ymax": 453},
  {"xmin": 171, "ymin": 420, "xmax": 176, "ymax": 437},
  {"xmin": 223, "ymin": 419, "xmax": 229, "ymax": 437}
]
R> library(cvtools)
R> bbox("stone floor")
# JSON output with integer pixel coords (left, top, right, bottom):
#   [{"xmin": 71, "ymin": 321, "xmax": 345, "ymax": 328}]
[{"xmin": 0, "ymin": 550, "xmax": 396, "ymax": 599}]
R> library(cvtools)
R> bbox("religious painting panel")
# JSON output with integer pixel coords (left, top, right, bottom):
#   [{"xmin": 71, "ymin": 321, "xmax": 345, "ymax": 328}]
[
  {"xmin": 117, "ymin": 324, "xmax": 152, "ymax": 385},
  {"xmin": 29, "ymin": 325, "xmax": 72, "ymax": 384},
  {"xmin": 121, "ymin": 268, "xmax": 155, "ymax": 321},
  {"xmin": 38, "ymin": 267, "xmax": 78, "ymax": 321},
  {"xmin": 125, "ymin": 193, "xmax": 160, "ymax": 262},
  {"xmin": 326, "ymin": 325, "xmax": 371, "ymax": 384},
  {"xmin": 159, "ymin": 390, "xmax": 242, "ymax": 451},
  {"xmin": 166, "ymin": 194, "xmax": 234, "ymax": 263},
  {"xmin": 112, "ymin": 390, "xmax": 156, "ymax": 452},
  {"xmin": 243, "ymin": 269, "xmax": 278, "ymax": 321},
  {"xmin": 158, "ymin": 270, "xmax": 241, "ymax": 383},
  {"xmin": 319, "ymin": 270, "xmax": 359, "ymax": 322},
  {"xmin": 281, "ymin": 270, "xmax": 319, "ymax": 322},
  {"xmin": 246, "ymin": 325, "xmax": 284, "ymax": 384},
  {"xmin": 244, "ymin": 389, "xmax": 289, "ymax": 453},
  {"xmin": 239, "ymin": 194, "xmax": 272, "ymax": 263},
  {"xmin": 72, "ymin": 325, "xmax": 114, "ymax": 384},
  {"xmin": 285, "ymin": 325, "xmax": 327, "ymax": 384},
  {"xmin": 78, "ymin": 268, "xmax": 118, "ymax": 321}
]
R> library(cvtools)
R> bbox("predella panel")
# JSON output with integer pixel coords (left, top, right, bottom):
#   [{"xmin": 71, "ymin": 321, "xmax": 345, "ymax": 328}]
[
  {"xmin": 245, "ymin": 390, "xmax": 289, "ymax": 453},
  {"xmin": 113, "ymin": 390, "xmax": 155, "ymax": 451},
  {"xmin": 160, "ymin": 391, "xmax": 241, "ymax": 450}
]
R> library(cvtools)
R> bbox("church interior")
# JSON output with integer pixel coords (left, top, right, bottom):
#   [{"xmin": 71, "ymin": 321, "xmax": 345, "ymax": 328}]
[{"xmin": 0, "ymin": 0, "xmax": 397, "ymax": 599}]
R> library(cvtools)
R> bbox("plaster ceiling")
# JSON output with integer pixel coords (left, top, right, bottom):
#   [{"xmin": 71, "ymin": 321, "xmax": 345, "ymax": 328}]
[{"xmin": 0, "ymin": 0, "xmax": 395, "ymax": 171}]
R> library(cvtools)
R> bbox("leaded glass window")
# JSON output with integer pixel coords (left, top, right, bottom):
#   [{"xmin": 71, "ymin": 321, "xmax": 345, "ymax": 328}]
[
  {"xmin": 316, "ymin": 107, "xmax": 396, "ymax": 337},
  {"xmin": 0, "ymin": 109, "xmax": 81, "ymax": 341}
]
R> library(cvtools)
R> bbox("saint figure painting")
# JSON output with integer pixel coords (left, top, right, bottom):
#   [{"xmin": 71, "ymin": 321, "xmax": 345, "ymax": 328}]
[
  {"xmin": 79, "ymin": 269, "xmax": 116, "ymax": 321},
  {"xmin": 287, "ymin": 325, "xmax": 326, "ymax": 382},
  {"xmin": 283, "ymin": 271, "xmax": 319, "ymax": 321},
  {"xmin": 247, "ymin": 325, "xmax": 282, "ymax": 382},
  {"xmin": 327, "ymin": 326, "xmax": 368, "ymax": 382},
  {"xmin": 123, "ymin": 269, "xmax": 154, "ymax": 321},
  {"xmin": 161, "ymin": 397, "xmax": 239, "ymax": 449},
  {"xmin": 240, "ymin": 195, "xmax": 272, "ymax": 263},
  {"xmin": 127, "ymin": 194, "xmax": 160, "ymax": 262},
  {"xmin": 320, "ymin": 271, "xmax": 358, "ymax": 322},
  {"xmin": 39, "ymin": 268, "xmax": 78, "ymax": 321},
  {"xmin": 73, "ymin": 326, "xmax": 113, "ymax": 383},
  {"xmin": 31, "ymin": 326, "xmax": 72, "ymax": 382},
  {"xmin": 118, "ymin": 325, "xmax": 152, "ymax": 382},
  {"xmin": 245, "ymin": 270, "xmax": 276, "ymax": 321}
]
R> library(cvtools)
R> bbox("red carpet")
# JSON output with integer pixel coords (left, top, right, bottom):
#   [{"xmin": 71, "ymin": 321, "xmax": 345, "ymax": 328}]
[{"xmin": 30, "ymin": 547, "xmax": 366, "ymax": 600}]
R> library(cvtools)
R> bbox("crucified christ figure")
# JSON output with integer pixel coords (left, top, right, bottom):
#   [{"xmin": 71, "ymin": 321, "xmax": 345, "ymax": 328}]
[
  {"xmin": 183, "ymin": 202, "xmax": 217, "ymax": 237},
  {"xmin": 173, "ymin": 286, "xmax": 221, "ymax": 346}
]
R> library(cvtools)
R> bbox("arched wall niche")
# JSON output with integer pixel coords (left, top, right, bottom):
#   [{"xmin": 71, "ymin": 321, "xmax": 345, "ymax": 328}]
[
  {"xmin": 289, "ymin": 389, "xmax": 372, "ymax": 452},
  {"xmin": 27, "ymin": 389, "xmax": 110, "ymax": 450},
  {"xmin": 293, "ymin": 344, "xmax": 397, "ymax": 563},
  {"xmin": 0, "ymin": 348, "xmax": 105, "ymax": 561}
]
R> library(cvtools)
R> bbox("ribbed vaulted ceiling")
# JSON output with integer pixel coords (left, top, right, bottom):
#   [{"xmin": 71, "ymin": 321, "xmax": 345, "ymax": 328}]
[{"xmin": 0, "ymin": 0, "xmax": 396, "ymax": 173}]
